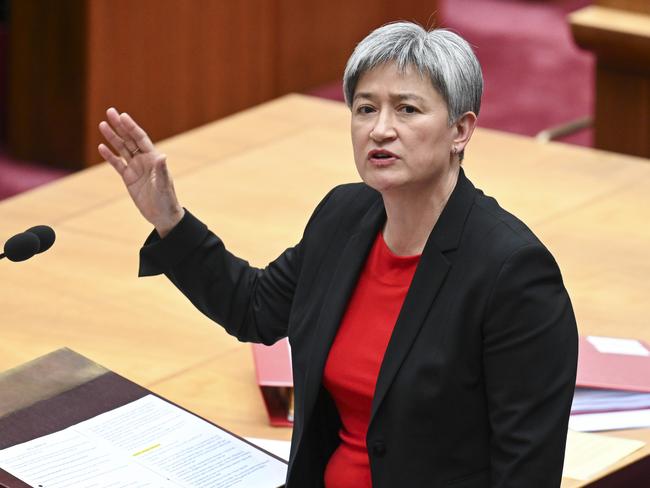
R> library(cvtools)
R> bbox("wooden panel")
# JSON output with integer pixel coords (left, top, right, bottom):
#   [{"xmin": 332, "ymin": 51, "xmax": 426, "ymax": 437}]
[
  {"xmin": 275, "ymin": 0, "xmax": 439, "ymax": 94},
  {"xmin": 7, "ymin": 0, "xmax": 87, "ymax": 168},
  {"xmin": 569, "ymin": 6, "xmax": 650, "ymax": 157},
  {"xmin": 83, "ymin": 0, "xmax": 277, "ymax": 168},
  {"xmin": 597, "ymin": 0, "xmax": 650, "ymax": 15},
  {"xmin": 570, "ymin": 6, "xmax": 650, "ymax": 69},
  {"xmin": 594, "ymin": 66, "xmax": 650, "ymax": 156},
  {"xmin": 8, "ymin": 0, "xmax": 276, "ymax": 170},
  {"xmin": 7, "ymin": 0, "xmax": 438, "ymax": 169}
]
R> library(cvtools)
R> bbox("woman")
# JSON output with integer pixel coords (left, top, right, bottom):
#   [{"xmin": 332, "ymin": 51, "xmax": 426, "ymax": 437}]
[{"xmin": 99, "ymin": 22, "xmax": 577, "ymax": 488}]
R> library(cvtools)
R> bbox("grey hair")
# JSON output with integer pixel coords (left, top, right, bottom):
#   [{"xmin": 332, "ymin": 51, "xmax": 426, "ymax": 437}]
[{"xmin": 343, "ymin": 22, "xmax": 483, "ymax": 125}]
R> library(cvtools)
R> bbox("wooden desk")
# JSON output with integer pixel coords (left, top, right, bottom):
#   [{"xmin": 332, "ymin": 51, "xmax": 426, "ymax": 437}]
[
  {"xmin": 1, "ymin": 95, "xmax": 649, "ymax": 485},
  {"xmin": 596, "ymin": 0, "xmax": 650, "ymax": 16},
  {"xmin": 569, "ymin": 5, "xmax": 650, "ymax": 158}
]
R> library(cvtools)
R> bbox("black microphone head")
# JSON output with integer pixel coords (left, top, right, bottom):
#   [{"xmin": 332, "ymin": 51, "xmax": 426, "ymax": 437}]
[
  {"xmin": 4, "ymin": 232, "xmax": 40, "ymax": 262},
  {"xmin": 25, "ymin": 225, "xmax": 55, "ymax": 253}
]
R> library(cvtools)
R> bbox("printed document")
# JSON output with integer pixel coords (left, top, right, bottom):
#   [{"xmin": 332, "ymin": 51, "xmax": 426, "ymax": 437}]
[{"xmin": 0, "ymin": 394, "xmax": 287, "ymax": 488}]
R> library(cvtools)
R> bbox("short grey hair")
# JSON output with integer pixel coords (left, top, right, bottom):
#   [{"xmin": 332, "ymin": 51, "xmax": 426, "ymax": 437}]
[{"xmin": 343, "ymin": 22, "xmax": 483, "ymax": 125}]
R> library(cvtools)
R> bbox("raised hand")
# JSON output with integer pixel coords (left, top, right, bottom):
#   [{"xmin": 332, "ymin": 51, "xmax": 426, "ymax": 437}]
[{"xmin": 98, "ymin": 108, "xmax": 184, "ymax": 237}]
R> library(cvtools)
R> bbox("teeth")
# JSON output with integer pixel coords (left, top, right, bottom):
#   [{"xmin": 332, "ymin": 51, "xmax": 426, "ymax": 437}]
[{"xmin": 375, "ymin": 153, "xmax": 390, "ymax": 158}]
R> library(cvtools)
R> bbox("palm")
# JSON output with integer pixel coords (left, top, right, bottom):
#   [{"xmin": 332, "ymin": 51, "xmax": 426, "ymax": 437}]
[{"xmin": 123, "ymin": 153, "xmax": 161, "ymax": 203}]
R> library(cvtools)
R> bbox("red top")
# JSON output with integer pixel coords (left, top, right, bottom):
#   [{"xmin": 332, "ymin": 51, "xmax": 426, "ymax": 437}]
[{"xmin": 322, "ymin": 231, "xmax": 421, "ymax": 488}]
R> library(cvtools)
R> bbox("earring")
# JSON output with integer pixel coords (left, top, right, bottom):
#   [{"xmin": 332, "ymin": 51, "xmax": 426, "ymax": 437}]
[{"xmin": 452, "ymin": 146, "xmax": 458, "ymax": 155}]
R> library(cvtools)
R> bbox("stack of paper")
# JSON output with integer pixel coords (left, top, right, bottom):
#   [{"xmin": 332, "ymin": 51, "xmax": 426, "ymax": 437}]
[
  {"xmin": 0, "ymin": 395, "xmax": 288, "ymax": 488},
  {"xmin": 572, "ymin": 388, "xmax": 650, "ymax": 414},
  {"xmin": 570, "ymin": 336, "xmax": 650, "ymax": 432},
  {"xmin": 569, "ymin": 409, "xmax": 650, "ymax": 432}
]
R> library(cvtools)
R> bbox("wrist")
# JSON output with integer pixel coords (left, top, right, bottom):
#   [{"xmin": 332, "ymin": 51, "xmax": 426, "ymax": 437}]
[{"xmin": 154, "ymin": 207, "xmax": 185, "ymax": 238}]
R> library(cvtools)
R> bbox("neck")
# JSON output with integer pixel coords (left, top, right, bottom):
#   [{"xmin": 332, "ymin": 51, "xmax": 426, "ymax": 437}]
[{"xmin": 381, "ymin": 166, "xmax": 460, "ymax": 256}]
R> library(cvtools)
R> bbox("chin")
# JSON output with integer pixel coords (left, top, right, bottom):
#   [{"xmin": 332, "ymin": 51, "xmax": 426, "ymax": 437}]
[{"xmin": 360, "ymin": 173, "xmax": 406, "ymax": 194}]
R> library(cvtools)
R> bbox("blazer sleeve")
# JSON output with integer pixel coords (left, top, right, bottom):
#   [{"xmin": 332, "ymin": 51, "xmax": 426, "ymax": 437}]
[
  {"xmin": 137, "ymin": 189, "xmax": 335, "ymax": 345},
  {"xmin": 482, "ymin": 243, "xmax": 578, "ymax": 488}
]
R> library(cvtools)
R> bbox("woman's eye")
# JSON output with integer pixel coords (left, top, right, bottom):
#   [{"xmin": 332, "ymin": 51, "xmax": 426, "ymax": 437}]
[
  {"xmin": 400, "ymin": 105, "xmax": 418, "ymax": 114},
  {"xmin": 356, "ymin": 105, "xmax": 375, "ymax": 114}
]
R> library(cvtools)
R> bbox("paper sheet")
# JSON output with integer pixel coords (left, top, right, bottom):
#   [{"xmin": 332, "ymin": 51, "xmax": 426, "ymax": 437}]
[
  {"xmin": 587, "ymin": 336, "xmax": 650, "ymax": 356},
  {"xmin": 569, "ymin": 408, "xmax": 650, "ymax": 432},
  {"xmin": 245, "ymin": 438, "xmax": 291, "ymax": 462},
  {"xmin": 562, "ymin": 430, "xmax": 645, "ymax": 481},
  {"xmin": 0, "ymin": 395, "xmax": 287, "ymax": 488}
]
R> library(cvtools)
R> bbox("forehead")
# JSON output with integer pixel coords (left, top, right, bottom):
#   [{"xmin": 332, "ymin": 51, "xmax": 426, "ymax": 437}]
[{"xmin": 353, "ymin": 62, "xmax": 441, "ymax": 102}]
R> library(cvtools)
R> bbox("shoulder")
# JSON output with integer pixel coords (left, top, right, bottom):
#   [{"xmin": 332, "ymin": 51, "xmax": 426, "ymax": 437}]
[
  {"xmin": 448, "ymin": 177, "xmax": 567, "ymax": 292},
  {"xmin": 464, "ymin": 183, "xmax": 550, "ymax": 262}
]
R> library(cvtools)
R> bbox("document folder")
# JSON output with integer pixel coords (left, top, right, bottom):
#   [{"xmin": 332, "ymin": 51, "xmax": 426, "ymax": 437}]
[
  {"xmin": 572, "ymin": 336, "xmax": 650, "ymax": 417},
  {"xmin": 0, "ymin": 348, "xmax": 287, "ymax": 488},
  {"xmin": 577, "ymin": 336, "xmax": 650, "ymax": 393},
  {"xmin": 251, "ymin": 339, "xmax": 293, "ymax": 427}
]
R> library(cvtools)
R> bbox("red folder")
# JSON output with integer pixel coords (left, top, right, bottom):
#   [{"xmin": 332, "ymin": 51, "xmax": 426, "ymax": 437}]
[
  {"xmin": 577, "ymin": 336, "xmax": 650, "ymax": 393},
  {"xmin": 251, "ymin": 339, "xmax": 293, "ymax": 427}
]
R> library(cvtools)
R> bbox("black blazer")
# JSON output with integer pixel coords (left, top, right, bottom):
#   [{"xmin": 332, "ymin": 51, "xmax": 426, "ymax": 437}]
[{"xmin": 140, "ymin": 169, "xmax": 578, "ymax": 488}]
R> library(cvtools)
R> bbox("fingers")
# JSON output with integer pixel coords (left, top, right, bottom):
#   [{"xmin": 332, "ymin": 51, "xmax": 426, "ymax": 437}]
[
  {"xmin": 97, "ymin": 107, "xmax": 160, "ymax": 181},
  {"xmin": 99, "ymin": 117, "xmax": 133, "ymax": 161},
  {"xmin": 104, "ymin": 107, "xmax": 144, "ymax": 156},
  {"xmin": 98, "ymin": 143, "xmax": 127, "ymax": 175},
  {"xmin": 119, "ymin": 112, "xmax": 155, "ymax": 152}
]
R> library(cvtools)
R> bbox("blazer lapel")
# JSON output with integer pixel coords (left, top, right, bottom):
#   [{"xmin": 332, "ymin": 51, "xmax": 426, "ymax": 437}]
[
  {"xmin": 370, "ymin": 169, "xmax": 477, "ymax": 422},
  {"xmin": 300, "ymin": 197, "xmax": 385, "ymax": 432}
]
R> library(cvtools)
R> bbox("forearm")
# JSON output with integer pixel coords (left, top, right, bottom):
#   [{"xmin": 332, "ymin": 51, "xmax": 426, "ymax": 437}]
[{"xmin": 139, "ymin": 210, "xmax": 296, "ymax": 344}]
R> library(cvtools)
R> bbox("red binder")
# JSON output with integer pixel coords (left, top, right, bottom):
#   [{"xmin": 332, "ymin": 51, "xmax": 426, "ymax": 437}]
[
  {"xmin": 251, "ymin": 339, "xmax": 293, "ymax": 427},
  {"xmin": 577, "ymin": 335, "xmax": 650, "ymax": 392}
]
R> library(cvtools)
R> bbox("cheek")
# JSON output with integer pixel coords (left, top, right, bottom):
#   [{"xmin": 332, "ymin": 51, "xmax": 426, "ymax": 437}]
[
  {"xmin": 351, "ymin": 125, "xmax": 367, "ymax": 158},
  {"xmin": 415, "ymin": 125, "xmax": 452, "ymax": 154}
]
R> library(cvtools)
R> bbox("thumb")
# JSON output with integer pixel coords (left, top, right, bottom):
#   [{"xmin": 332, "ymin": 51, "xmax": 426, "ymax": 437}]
[{"xmin": 153, "ymin": 154, "xmax": 172, "ymax": 186}]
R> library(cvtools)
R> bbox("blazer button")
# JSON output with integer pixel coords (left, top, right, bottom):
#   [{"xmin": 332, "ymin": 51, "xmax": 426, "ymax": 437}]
[{"xmin": 371, "ymin": 441, "xmax": 386, "ymax": 457}]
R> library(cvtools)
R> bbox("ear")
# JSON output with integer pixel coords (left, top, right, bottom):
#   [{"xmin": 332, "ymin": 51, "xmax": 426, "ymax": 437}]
[{"xmin": 452, "ymin": 111, "xmax": 478, "ymax": 152}]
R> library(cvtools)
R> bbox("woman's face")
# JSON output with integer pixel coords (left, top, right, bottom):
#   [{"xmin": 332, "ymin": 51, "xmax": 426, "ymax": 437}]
[{"xmin": 351, "ymin": 62, "xmax": 458, "ymax": 194}]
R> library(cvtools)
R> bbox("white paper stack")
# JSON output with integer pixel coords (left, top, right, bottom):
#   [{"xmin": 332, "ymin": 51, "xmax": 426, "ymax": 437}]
[{"xmin": 572, "ymin": 388, "xmax": 650, "ymax": 414}]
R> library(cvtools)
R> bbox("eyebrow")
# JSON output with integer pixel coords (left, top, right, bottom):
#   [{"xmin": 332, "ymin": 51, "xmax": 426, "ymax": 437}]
[{"xmin": 353, "ymin": 92, "xmax": 427, "ymax": 104}]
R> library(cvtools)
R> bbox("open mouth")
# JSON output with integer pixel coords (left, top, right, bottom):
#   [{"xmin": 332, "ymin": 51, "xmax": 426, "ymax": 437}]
[{"xmin": 369, "ymin": 149, "xmax": 398, "ymax": 160}]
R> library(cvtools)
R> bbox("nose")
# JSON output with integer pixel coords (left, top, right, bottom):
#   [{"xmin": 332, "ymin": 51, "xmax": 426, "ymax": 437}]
[{"xmin": 370, "ymin": 109, "xmax": 397, "ymax": 142}]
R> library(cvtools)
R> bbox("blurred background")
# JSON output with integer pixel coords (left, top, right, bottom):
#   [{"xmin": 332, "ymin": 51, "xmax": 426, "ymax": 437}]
[{"xmin": 0, "ymin": 0, "xmax": 647, "ymax": 200}]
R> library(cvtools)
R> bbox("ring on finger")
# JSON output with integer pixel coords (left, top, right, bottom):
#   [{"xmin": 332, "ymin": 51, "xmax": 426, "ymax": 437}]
[{"xmin": 121, "ymin": 138, "xmax": 140, "ymax": 157}]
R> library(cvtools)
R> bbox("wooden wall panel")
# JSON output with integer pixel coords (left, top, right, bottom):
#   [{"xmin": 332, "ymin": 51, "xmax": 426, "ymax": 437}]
[
  {"xmin": 84, "ymin": 0, "xmax": 276, "ymax": 168},
  {"xmin": 7, "ymin": 0, "xmax": 87, "ymax": 168},
  {"xmin": 275, "ymin": 0, "xmax": 440, "ymax": 95},
  {"xmin": 8, "ymin": 0, "xmax": 438, "ymax": 169},
  {"xmin": 594, "ymin": 67, "xmax": 650, "ymax": 157}
]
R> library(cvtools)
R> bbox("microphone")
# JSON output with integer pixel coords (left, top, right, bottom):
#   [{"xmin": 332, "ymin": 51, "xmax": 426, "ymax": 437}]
[
  {"xmin": 25, "ymin": 225, "xmax": 56, "ymax": 254},
  {"xmin": 1, "ymin": 225, "xmax": 56, "ymax": 262}
]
